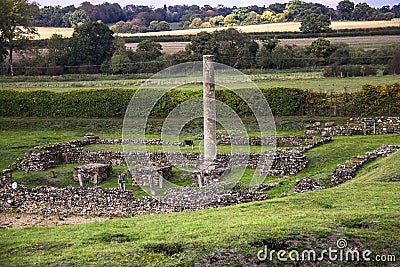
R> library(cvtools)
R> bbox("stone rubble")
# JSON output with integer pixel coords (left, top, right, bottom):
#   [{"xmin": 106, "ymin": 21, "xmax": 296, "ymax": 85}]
[
  {"xmin": 9, "ymin": 136, "xmax": 327, "ymax": 178},
  {"xmin": 73, "ymin": 163, "xmax": 113, "ymax": 185},
  {"xmin": 305, "ymin": 117, "xmax": 400, "ymax": 136},
  {"xmin": 294, "ymin": 177, "xmax": 325, "ymax": 193},
  {"xmin": 331, "ymin": 144, "xmax": 400, "ymax": 186},
  {"xmin": 0, "ymin": 176, "xmax": 274, "ymax": 216}
]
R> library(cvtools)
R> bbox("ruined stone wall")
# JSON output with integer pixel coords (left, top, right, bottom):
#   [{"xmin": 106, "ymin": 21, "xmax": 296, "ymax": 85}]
[
  {"xmin": 331, "ymin": 144, "xmax": 400, "ymax": 186},
  {"xmin": 10, "ymin": 137, "xmax": 330, "ymax": 176},
  {"xmin": 305, "ymin": 117, "xmax": 400, "ymax": 136},
  {"xmin": 217, "ymin": 135, "xmax": 324, "ymax": 147},
  {"xmin": 0, "ymin": 176, "xmax": 272, "ymax": 216}
]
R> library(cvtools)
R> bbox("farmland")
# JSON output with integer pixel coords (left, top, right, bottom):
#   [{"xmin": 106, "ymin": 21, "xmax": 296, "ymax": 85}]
[
  {"xmin": 0, "ymin": 72, "xmax": 399, "ymax": 93},
  {"xmin": 126, "ymin": 35, "xmax": 400, "ymax": 54},
  {"xmin": 33, "ymin": 20, "xmax": 400, "ymax": 40}
]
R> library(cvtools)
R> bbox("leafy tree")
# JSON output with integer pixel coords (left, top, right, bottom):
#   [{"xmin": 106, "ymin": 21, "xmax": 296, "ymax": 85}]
[
  {"xmin": 337, "ymin": 0, "xmax": 354, "ymax": 20},
  {"xmin": 284, "ymin": 0, "xmax": 330, "ymax": 21},
  {"xmin": 209, "ymin": 15, "xmax": 224, "ymax": 27},
  {"xmin": 223, "ymin": 14, "xmax": 238, "ymax": 26},
  {"xmin": 149, "ymin": 20, "xmax": 170, "ymax": 31},
  {"xmin": 186, "ymin": 31, "xmax": 218, "ymax": 60},
  {"xmin": 256, "ymin": 44, "xmax": 272, "ymax": 69},
  {"xmin": 68, "ymin": 9, "xmax": 90, "ymax": 26},
  {"xmin": 261, "ymin": 10, "xmax": 274, "ymax": 23},
  {"xmin": 200, "ymin": 22, "xmax": 212, "ymax": 28},
  {"xmin": 268, "ymin": 3, "xmax": 286, "ymax": 14},
  {"xmin": 33, "ymin": 5, "xmax": 72, "ymax": 27},
  {"xmin": 231, "ymin": 7, "xmax": 249, "ymax": 22},
  {"xmin": 300, "ymin": 14, "xmax": 331, "ymax": 33},
  {"xmin": 46, "ymin": 34, "xmax": 69, "ymax": 66},
  {"xmin": 271, "ymin": 45, "xmax": 291, "ymax": 69},
  {"xmin": 111, "ymin": 21, "xmax": 138, "ymax": 34},
  {"xmin": 69, "ymin": 22, "xmax": 114, "ymax": 66},
  {"xmin": 132, "ymin": 40, "xmax": 163, "ymax": 73},
  {"xmin": 0, "ymin": 0, "xmax": 38, "ymax": 75},
  {"xmin": 385, "ymin": 51, "xmax": 400, "ymax": 75},
  {"xmin": 135, "ymin": 40, "xmax": 163, "ymax": 60},
  {"xmin": 392, "ymin": 4, "xmax": 400, "ymax": 17},
  {"xmin": 327, "ymin": 42, "xmax": 350, "ymax": 65},
  {"xmin": 352, "ymin": 2, "xmax": 375, "ymax": 21},
  {"xmin": 306, "ymin": 38, "xmax": 335, "ymax": 65},
  {"xmin": 213, "ymin": 28, "xmax": 255, "ymax": 67},
  {"xmin": 189, "ymin": 18, "xmax": 203, "ymax": 29},
  {"xmin": 241, "ymin": 11, "xmax": 261, "ymax": 25}
]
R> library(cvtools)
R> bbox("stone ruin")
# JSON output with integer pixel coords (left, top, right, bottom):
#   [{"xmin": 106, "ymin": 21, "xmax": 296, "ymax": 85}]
[
  {"xmin": 131, "ymin": 165, "xmax": 172, "ymax": 188},
  {"xmin": 294, "ymin": 177, "xmax": 325, "ymax": 193},
  {"xmin": 0, "ymin": 175, "xmax": 275, "ymax": 216},
  {"xmin": 73, "ymin": 163, "xmax": 113, "ymax": 186},
  {"xmin": 8, "ymin": 136, "xmax": 332, "ymax": 187},
  {"xmin": 192, "ymin": 164, "xmax": 230, "ymax": 187},
  {"xmin": 305, "ymin": 117, "xmax": 400, "ymax": 136},
  {"xmin": 0, "ymin": 134, "xmax": 337, "ymax": 215},
  {"xmin": 331, "ymin": 144, "xmax": 400, "ymax": 186}
]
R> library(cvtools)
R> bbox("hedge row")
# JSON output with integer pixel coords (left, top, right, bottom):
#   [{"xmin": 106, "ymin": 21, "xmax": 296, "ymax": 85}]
[{"xmin": 0, "ymin": 85, "xmax": 399, "ymax": 118}]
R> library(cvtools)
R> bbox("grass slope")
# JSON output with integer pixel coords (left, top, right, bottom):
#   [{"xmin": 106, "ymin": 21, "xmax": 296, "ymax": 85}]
[
  {"xmin": 1, "ymin": 150, "xmax": 399, "ymax": 266},
  {"xmin": 0, "ymin": 118, "xmax": 399, "ymax": 265}
]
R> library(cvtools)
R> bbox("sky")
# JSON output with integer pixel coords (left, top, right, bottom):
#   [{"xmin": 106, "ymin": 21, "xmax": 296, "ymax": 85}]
[{"xmin": 35, "ymin": 0, "xmax": 400, "ymax": 9}]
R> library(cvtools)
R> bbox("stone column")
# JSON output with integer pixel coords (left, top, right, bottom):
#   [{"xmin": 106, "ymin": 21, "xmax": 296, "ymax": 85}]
[{"xmin": 203, "ymin": 55, "xmax": 216, "ymax": 162}]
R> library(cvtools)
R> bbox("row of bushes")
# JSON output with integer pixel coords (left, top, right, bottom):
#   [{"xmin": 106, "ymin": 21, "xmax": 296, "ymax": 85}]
[
  {"xmin": 0, "ymin": 84, "xmax": 399, "ymax": 118},
  {"xmin": 323, "ymin": 64, "xmax": 377, "ymax": 77}
]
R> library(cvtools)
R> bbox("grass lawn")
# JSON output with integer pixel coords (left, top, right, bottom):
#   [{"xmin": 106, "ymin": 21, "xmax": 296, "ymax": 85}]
[
  {"xmin": 1, "ymin": 72, "xmax": 398, "ymax": 93},
  {"xmin": 1, "ymin": 148, "xmax": 399, "ymax": 266},
  {"xmin": 0, "ymin": 117, "xmax": 399, "ymax": 265}
]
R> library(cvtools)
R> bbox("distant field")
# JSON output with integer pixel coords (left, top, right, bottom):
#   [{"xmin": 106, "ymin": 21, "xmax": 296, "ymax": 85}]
[
  {"xmin": 34, "ymin": 20, "xmax": 400, "ymax": 40},
  {"xmin": 119, "ymin": 20, "xmax": 400, "ymax": 37},
  {"xmin": 0, "ymin": 73, "xmax": 399, "ymax": 93},
  {"xmin": 36, "ymin": 27, "xmax": 74, "ymax": 39},
  {"xmin": 280, "ymin": 35, "xmax": 400, "ymax": 49},
  {"xmin": 125, "ymin": 35, "xmax": 400, "ymax": 54}
]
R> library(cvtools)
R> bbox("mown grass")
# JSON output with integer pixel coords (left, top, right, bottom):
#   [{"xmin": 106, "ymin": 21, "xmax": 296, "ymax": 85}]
[
  {"xmin": 1, "ymin": 150, "xmax": 399, "ymax": 266},
  {"xmin": 0, "ymin": 117, "xmax": 399, "ymax": 265},
  {"xmin": 1, "ymin": 72, "xmax": 399, "ymax": 93}
]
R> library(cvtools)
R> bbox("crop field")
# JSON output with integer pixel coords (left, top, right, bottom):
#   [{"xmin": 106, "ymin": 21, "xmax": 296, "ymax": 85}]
[
  {"xmin": 125, "ymin": 35, "xmax": 400, "ymax": 54},
  {"xmin": 33, "ymin": 20, "xmax": 400, "ymax": 40},
  {"xmin": 118, "ymin": 20, "xmax": 400, "ymax": 37},
  {"xmin": 0, "ymin": 117, "xmax": 399, "ymax": 265}
]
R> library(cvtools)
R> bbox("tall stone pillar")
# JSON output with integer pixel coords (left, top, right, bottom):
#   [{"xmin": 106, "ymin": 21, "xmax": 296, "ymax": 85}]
[{"xmin": 203, "ymin": 55, "xmax": 216, "ymax": 162}]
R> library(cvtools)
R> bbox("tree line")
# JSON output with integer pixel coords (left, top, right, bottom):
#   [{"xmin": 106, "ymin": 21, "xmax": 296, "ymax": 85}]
[
  {"xmin": 4, "ymin": 25, "xmax": 400, "ymax": 76},
  {"xmin": 1, "ymin": 0, "xmax": 399, "ymax": 76},
  {"xmin": 31, "ymin": 0, "xmax": 400, "ymax": 33}
]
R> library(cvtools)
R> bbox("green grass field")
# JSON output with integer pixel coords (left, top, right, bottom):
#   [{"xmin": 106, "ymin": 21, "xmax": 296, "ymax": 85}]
[
  {"xmin": 0, "ymin": 116, "xmax": 399, "ymax": 265},
  {"xmin": 1, "ymin": 72, "xmax": 399, "ymax": 93},
  {"xmin": 0, "ymin": 118, "xmax": 399, "ymax": 265}
]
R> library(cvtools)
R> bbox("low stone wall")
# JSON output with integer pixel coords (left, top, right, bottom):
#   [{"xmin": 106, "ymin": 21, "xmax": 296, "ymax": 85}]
[
  {"xmin": 217, "ymin": 135, "xmax": 327, "ymax": 147},
  {"xmin": 73, "ymin": 163, "xmax": 113, "ymax": 185},
  {"xmin": 131, "ymin": 166, "xmax": 172, "ymax": 187},
  {"xmin": 305, "ymin": 117, "xmax": 400, "ymax": 136},
  {"xmin": 10, "ymin": 140, "xmax": 312, "ymax": 177},
  {"xmin": 331, "ymin": 144, "xmax": 400, "ymax": 186},
  {"xmin": 0, "ymin": 176, "xmax": 273, "ymax": 216},
  {"xmin": 294, "ymin": 177, "xmax": 325, "ymax": 193}
]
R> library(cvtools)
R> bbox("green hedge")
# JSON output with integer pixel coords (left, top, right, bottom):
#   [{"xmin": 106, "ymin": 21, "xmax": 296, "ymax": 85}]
[{"xmin": 1, "ymin": 84, "xmax": 399, "ymax": 118}]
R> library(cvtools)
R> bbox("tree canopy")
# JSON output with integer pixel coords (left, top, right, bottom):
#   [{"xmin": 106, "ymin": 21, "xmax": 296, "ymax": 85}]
[{"xmin": 0, "ymin": 0, "xmax": 38, "ymax": 75}]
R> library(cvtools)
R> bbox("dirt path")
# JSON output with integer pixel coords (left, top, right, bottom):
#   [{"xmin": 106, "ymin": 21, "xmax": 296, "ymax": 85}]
[{"xmin": 0, "ymin": 213, "xmax": 111, "ymax": 229}]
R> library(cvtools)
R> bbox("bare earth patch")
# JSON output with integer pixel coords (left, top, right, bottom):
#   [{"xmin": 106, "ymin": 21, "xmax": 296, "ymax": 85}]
[{"xmin": 0, "ymin": 213, "xmax": 110, "ymax": 228}]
